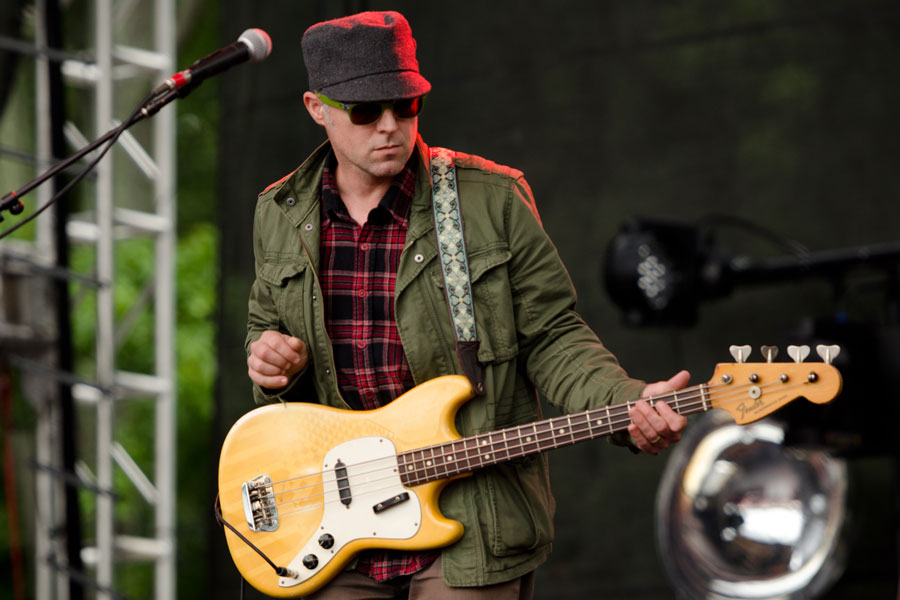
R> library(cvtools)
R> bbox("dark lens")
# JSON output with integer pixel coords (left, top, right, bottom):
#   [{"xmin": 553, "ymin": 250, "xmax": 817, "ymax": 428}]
[
  {"xmin": 393, "ymin": 96, "xmax": 424, "ymax": 119},
  {"xmin": 348, "ymin": 103, "xmax": 384, "ymax": 125}
]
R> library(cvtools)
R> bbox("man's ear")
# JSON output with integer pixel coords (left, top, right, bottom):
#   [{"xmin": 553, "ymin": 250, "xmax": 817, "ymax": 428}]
[{"xmin": 303, "ymin": 91, "xmax": 327, "ymax": 126}]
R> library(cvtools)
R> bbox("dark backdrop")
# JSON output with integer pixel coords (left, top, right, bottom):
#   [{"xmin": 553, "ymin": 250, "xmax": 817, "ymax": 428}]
[{"xmin": 212, "ymin": 1, "xmax": 900, "ymax": 597}]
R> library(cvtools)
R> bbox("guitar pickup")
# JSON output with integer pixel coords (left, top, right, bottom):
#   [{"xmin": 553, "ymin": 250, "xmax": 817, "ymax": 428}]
[
  {"xmin": 335, "ymin": 460, "xmax": 352, "ymax": 507},
  {"xmin": 372, "ymin": 492, "xmax": 410, "ymax": 514}
]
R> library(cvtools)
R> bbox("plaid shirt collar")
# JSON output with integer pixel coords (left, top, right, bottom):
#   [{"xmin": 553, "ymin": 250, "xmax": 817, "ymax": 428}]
[{"xmin": 320, "ymin": 149, "xmax": 417, "ymax": 227}]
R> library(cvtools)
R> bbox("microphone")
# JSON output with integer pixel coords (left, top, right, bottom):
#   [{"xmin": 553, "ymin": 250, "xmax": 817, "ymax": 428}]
[{"xmin": 151, "ymin": 28, "xmax": 271, "ymax": 96}]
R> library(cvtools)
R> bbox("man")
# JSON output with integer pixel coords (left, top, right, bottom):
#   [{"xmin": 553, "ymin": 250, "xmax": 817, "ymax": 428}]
[{"xmin": 246, "ymin": 10, "xmax": 688, "ymax": 599}]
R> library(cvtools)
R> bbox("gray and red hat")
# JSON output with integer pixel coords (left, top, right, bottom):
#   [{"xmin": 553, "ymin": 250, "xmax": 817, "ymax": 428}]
[{"xmin": 301, "ymin": 11, "xmax": 432, "ymax": 103}]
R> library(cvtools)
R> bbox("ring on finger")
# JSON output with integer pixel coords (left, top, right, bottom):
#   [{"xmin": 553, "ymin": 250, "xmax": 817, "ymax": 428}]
[{"xmin": 650, "ymin": 435, "xmax": 662, "ymax": 445}]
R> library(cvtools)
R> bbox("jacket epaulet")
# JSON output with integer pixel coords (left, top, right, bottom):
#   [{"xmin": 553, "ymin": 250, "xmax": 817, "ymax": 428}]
[
  {"xmin": 453, "ymin": 153, "xmax": 524, "ymax": 183},
  {"xmin": 259, "ymin": 171, "xmax": 294, "ymax": 199}
]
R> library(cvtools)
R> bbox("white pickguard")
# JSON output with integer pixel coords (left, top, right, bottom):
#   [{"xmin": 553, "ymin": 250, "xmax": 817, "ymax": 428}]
[{"xmin": 279, "ymin": 437, "xmax": 421, "ymax": 588}]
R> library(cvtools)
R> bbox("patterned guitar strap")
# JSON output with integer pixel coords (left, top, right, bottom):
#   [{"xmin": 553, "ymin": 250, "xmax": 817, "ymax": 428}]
[{"xmin": 429, "ymin": 147, "xmax": 486, "ymax": 396}]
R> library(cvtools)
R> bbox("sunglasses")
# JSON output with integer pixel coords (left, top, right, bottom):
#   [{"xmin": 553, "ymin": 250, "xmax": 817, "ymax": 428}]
[{"xmin": 316, "ymin": 93, "xmax": 426, "ymax": 126}]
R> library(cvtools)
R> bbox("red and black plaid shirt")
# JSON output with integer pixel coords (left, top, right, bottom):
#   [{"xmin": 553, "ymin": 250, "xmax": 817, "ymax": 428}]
[{"xmin": 320, "ymin": 150, "xmax": 439, "ymax": 581}]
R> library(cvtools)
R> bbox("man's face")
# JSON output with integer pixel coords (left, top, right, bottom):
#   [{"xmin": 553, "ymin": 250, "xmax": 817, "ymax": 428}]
[{"xmin": 304, "ymin": 92, "xmax": 418, "ymax": 185}]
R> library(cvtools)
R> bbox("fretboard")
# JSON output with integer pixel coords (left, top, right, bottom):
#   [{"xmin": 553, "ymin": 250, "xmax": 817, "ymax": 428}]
[{"xmin": 397, "ymin": 383, "xmax": 711, "ymax": 486}]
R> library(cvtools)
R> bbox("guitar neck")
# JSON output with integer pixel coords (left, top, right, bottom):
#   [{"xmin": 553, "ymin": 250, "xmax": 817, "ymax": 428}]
[{"xmin": 397, "ymin": 384, "xmax": 712, "ymax": 486}]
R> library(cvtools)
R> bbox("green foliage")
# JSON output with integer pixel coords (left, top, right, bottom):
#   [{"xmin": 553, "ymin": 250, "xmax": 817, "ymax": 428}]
[{"xmin": 65, "ymin": 223, "xmax": 219, "ymax": 598}]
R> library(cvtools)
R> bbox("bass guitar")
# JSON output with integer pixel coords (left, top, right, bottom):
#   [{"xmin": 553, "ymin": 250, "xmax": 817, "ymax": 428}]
[{"xmin": 217, "ymin": 344, "xmax": 842, "ymax": 597}]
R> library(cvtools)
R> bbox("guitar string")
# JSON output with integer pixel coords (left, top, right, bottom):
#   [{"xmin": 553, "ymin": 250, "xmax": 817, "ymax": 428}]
[
  {"xmin": 254, "ymin": 377, "xmax": 821, "ymax": 516},
  {"xmin": 269, "ymin": 376, "xmax": 819, "ymax": 519}
]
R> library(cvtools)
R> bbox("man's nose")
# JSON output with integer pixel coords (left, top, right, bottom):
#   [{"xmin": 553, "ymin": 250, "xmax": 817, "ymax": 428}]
[{"xmin": 375, "ymin": 106, "xmax": 401, "ymax": 132}]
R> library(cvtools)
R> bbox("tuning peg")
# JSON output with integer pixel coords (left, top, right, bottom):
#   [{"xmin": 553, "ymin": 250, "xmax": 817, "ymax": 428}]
[
  {"xmin": 816, "ymin": 344, "xmax": 841, "ymax": 365},
  {"xmin": 787, "ymin": 345, "xmax": 810, "ymax": 363},
  {"xmin": 729, "ymin": 345, "xmax": 751, "ymax": 363},
  {"xmin": 759, "ymin": 345, "xmax": 779, "ymax": 363}
]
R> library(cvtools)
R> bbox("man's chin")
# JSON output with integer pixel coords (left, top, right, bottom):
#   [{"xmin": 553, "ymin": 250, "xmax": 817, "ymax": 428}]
[{"xmin": 368, "ymin": 158, "xmax": 407, "ymax": 179}]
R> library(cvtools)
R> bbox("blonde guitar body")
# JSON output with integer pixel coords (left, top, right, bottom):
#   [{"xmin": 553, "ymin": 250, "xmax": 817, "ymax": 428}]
[{"xmin": 218, "ymin": 376, "xmax": 474, "ymax": 598}]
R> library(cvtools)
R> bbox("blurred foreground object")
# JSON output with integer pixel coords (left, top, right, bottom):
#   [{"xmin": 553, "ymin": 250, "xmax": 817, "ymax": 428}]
[{"xmin": 656, "ymin": 411, "xmax": 847, "ymax": 599}]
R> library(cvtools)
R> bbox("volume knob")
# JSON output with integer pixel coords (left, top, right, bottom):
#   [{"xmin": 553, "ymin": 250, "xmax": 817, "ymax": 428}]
[
  {"xmin": 318, "ymin": 533, "xmax": 335, "ymax": 549},
  {"xmin": 302, "ymin": 554, "xmax": 319, "ymax": 570}
]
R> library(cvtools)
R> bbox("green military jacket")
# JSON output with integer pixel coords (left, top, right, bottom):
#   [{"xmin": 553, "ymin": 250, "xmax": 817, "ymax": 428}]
[{"xmin": 245, "ymin": 135, "xmax": 647, "ymax": 587}]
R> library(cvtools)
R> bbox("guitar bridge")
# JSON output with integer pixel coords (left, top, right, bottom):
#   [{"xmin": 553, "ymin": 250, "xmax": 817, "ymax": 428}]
[{"xmin": 242, "ymin": 474, "xmax": 279, "ymax": 532}]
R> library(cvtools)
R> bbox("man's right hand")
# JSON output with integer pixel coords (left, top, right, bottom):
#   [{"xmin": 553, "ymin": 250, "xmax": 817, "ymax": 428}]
[{"xmin": 247, "ymin": 330, "xmax": 308, "ymax": 390}]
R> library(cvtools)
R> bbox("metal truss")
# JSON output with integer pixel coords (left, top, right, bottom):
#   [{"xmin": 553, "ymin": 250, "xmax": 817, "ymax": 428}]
[{"xmin": 0, "ymin": 0, "xmax": 176, "ymax": 598}]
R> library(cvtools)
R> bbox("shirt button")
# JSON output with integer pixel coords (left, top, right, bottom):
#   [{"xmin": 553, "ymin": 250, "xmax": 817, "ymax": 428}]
[
  {"xmin": 357, "ymin": 288, "xmax": 367, "ymax": 298},
  {"xmin": 356, "ymin": 340, "xmax": 366, "ymax": 349},
  {"xmin": 360, "ymin": 243, "xmax": 369, "ymax": 251},
  {"xmin": 364, "ymin": 389, "xmax": 375, "ymax": 399},
  {"xmin": 414, "ymin": 254, "xmax": 424, "ymax": 263}
]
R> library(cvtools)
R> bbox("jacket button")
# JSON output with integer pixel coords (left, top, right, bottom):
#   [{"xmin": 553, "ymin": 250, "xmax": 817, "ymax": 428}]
[
  {"xmin": 304, "ymin": 223, "xmax": 313, "ymax": 231},
  {"xmin": 414, "ymin": 254, "xmax": 424, "ymax": 263},
  {"xmin": 285, "ymin": 197, "xmax": 296, "ymax": 206}
]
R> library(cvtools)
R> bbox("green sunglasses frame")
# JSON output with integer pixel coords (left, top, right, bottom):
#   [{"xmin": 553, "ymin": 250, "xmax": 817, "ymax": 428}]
[{"xmin": 315, "ymin": 93, "xmax": 426, "ymax": 125}]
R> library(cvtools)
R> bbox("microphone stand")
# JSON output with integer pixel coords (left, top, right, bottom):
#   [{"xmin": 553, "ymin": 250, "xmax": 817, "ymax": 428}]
[{"xmin": 0, "ymin": 84, "xmax": 191, "ymax": 224}]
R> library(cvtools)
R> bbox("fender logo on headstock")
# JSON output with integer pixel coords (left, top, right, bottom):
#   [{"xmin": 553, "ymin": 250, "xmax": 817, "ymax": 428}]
[
  {"xmin": 736, "ymin": 397, "xmax": 764, "ymax": 420},
  {"xmin": 735, "ymin": 394, "xmax": 789, "ymax": 421}
]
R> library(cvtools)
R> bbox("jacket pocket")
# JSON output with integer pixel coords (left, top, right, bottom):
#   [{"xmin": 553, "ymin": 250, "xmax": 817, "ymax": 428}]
[
  {"xmin": 257, "ymin": 260, "xmax": 309, "ymax": 337},
  {"xmin": 479, "ymin": 455, "xmax": 555, "ymax": 557},
  {"xmin": 432, "ymin": 245, "xmax": 518, "ymax": 364}
]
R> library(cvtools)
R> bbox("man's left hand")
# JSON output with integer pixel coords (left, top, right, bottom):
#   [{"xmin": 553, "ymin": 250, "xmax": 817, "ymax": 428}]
[{"xmin": 628, "ymin": 370, "xmax": 691, "ymax": 455}]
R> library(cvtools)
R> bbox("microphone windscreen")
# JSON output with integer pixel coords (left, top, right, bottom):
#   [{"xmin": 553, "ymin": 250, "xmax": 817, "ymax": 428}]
[{"xmin": 239, "ymin": 28, "xmax": 272, "ymax": 62}]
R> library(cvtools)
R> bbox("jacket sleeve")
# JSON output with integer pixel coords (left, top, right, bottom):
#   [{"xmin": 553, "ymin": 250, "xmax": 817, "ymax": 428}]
[
  {"xmin": 245, "ymin": 199, "xmax": 306, "ymax": 405},
  {"xmin": 505, "ymin": 176, "xmax": 647, "ymax": 418}
]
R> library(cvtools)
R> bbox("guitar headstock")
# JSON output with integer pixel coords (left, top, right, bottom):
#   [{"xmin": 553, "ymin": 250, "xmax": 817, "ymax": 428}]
[{"xmin": 706, "ymin": 344, "xmax": 843, "ymax": 425}]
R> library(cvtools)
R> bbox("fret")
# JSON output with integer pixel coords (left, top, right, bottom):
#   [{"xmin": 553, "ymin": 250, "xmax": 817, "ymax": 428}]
[
  {"xmin": 671, "ymin": 390, "xmax": 679, "ymax": 413},
  {"xmin": 468, "ymin": 437, "xmax": 479, "ymax": 468},
  {"xmin": 587, "ymin": 408, "xmax": 606, "ymax": 437},
  {"xmin": 464, "ymin": 437, "xmax": 480, "ymax": 471},
  {"xmin": 482, "ymin": 432, "xmax": 497, "ymax": 466},
  {"xmin": 448, "ymin": 442, "xmax": 460, "ymax": 472},
  {"xmin": 452, "ymin": 439, "xmax": 469, "ymax": 474},
  {"xmin": 606, "ymin": 405, "xmax": 613, "ymax": 435},
  {"xmin": 535, "ymin": 421, "xmax": 553, "ymax": 452},
  {"xmin": 436, "ymin": 443, "xmax": 450, "ymax": 477},
  {"xmin": 700, "ymin": 383, "xmax": 710, "ymax": 411},
  {"xmin": 421, "ymin": 447, "xmax": 433, "ymax": 481},
  {"xmin": 407, "ymin": 450, "xmax": 423, "ymax": 485},
  {"xmin": 511, "ymin": 424, "xmax": 526, "ymax": 459},
  {"xmin": 477, "ymin": 434, "xmax": 490, "ymax": 467},
  {"xmin": 571, "ymin": 413, "xmax": 590, "ymax": 442},
  {"xmin": 397, "ymin": 452, "xmax": 410, "ymax": 485},
  {"xmin": 520, "ymin": 424, "xmax": 539, "ymax": 457},
  {"xmin": 501, "ymin": 430, "xmax": 512, "ymax": 462},
  {"xmin": 565, "ymin": 415, "xmax": 576, "ymax": 446}
]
